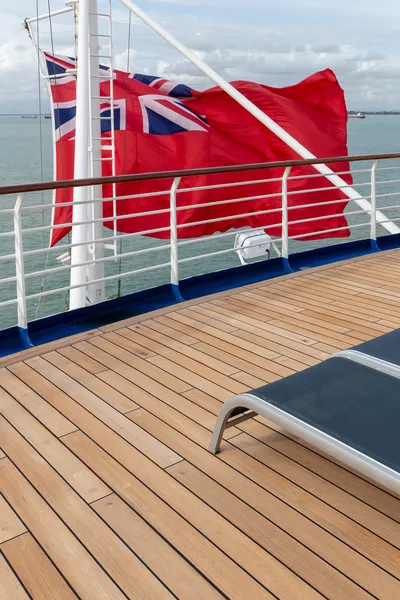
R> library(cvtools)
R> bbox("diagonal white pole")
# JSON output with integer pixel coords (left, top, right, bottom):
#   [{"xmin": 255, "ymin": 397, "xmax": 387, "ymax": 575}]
[{"xmin": 118, "ymin": 0, "xmax": 400, "ymax": 235}]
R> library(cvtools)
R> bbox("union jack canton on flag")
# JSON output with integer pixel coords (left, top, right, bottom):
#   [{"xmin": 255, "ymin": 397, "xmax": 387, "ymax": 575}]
[{"xmin": 45, "ymin": 52, "xmax": 208, "ymax": 139}]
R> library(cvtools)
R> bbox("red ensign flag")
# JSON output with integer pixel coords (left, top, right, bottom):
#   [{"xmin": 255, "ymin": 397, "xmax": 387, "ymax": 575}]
[{"xmin": 46, "ymin": 53, "xmax": 351, "ymax": 246}]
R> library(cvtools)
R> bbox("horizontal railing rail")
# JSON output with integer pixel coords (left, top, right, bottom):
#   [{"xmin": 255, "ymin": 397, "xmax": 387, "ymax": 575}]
[
  {"xmin": 0, "ymin": 151, "xmax": 399, "ymax": 346},
  {"xmin": 0, "ymin": 152, "xmax": 400, "ymax": 196}
]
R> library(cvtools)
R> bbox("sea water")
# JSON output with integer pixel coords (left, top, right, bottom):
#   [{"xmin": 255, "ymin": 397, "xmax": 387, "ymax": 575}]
[{"xmin": 0, "ymin": 115, "xmax": 399, "ymax": 329}]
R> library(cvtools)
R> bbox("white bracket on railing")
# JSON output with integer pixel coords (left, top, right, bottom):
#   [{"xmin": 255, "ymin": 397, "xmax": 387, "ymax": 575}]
[
  {"xmin": 370, "ymin": 160, "xmax": 378, "ymax": 243},
  {"xmin": 14, "ymin": 194, "xmax": 28, "ymax": 330},
  {"xmin": 282, "ymin": 167, "xmax": 291, "ymax": 260},
  {"xmin": 170, "ymin": 177, "xmax": 181, "ymax": 287}
]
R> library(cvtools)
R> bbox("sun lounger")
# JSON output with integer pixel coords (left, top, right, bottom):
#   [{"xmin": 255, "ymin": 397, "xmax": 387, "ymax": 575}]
[{"xmin": 209, "ymin": 356, "xmax": 400, "ymax": 495}]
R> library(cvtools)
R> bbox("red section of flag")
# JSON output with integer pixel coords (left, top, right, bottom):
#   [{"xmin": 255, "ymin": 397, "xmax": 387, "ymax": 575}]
[{"xmin": 48, "ymin": 60, "xmax": 351, "ymax": 247}]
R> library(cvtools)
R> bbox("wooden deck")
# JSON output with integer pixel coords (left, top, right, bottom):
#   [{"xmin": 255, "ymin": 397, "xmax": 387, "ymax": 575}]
[{"xmin": 1, "ymin": 251, "xmax": 400, "ymax": 599}]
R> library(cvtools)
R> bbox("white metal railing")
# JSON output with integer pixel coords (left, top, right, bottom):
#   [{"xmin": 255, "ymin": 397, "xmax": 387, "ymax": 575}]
[{"xmin": 0, "ymin": 153, "xmax": 400, "ymax": 335}]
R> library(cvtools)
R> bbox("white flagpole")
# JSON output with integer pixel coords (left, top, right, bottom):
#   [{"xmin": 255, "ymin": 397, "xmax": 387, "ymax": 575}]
[
  {"xmin": 86, "ymin": 0, "xmax": 106, "ymax": 305},
  {"xmin": 70, "ymin": 0, "xmax": 91, "ymax": 310},
  {"xmin": 118, "ymin": 0, "xmax": 400, "ymax": 235}
]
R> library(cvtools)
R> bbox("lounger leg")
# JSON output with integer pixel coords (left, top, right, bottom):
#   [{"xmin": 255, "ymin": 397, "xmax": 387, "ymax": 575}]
[
  {"xmin": 209, "ymin": 409, "xmax": 232, "ymax": 454},
  {"xmin": 209, "ymin": 396, "xmax": 251, "ymax": 454}
]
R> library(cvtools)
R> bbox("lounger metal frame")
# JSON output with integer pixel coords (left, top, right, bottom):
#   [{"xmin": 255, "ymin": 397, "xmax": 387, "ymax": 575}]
[
  {"xmin": 209, "ymin": 352, "xmax": 400, "ymax": 496},
  {"xmin": 335, "ymin": 349, "xmax": 400, "ymax": 377}
]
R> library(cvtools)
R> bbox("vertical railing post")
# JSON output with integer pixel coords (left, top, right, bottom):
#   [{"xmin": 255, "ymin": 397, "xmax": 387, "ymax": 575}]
[
  {"xmin": 370, "ymin": 160, "xmax": 379, "ymax": 249},
  {"xmin": 281, "ymin": 167, "xmax": 291, "ymax": 268},
  {"xmin": 170, "ymin": 177, "xmax": 182, "ymax": 301},
  {"xmin": 14, "ymin": 194, "xmax": 32, "ymax": 347}
]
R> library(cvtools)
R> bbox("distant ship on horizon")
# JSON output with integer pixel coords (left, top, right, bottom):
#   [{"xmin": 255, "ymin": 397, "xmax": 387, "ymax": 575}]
[
  {"xmin": 20, "ymin": 114, "xmax": 51, "ymax": 119},
  {"xmin": 348, "ymin": 112, "xmax": 366, "ymax": 119}
]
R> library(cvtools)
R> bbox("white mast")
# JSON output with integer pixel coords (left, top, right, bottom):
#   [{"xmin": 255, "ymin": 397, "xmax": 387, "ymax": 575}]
[
  {"xmin": 118, "ymin": 0, "xmax": 400, "ymax": 236},
  {"xmin": 86, "ymin": 0, "xmax": 105, "ymax": 305},
  {"xmin": 70, "ymin": 0, "xmax": 106, "ymax": 310},
  {"xmin": 69, "ymin": 0, "xmax": 91, "ymax": 310}
]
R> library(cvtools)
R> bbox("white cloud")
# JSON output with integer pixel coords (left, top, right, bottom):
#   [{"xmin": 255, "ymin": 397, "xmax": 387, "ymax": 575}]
[{"xmin": 0, "ymin": 0, "xmax": 400, "ymax": 111}]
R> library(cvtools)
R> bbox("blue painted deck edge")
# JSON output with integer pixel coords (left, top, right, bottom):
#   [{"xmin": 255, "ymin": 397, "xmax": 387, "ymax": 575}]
[
  {"xmin": 289, "ymin": 238, "xmax": 378, "ymax": 270},
  {"xmin": 179, "ymin": 256, "xmax": 290, "ymax": 300},
  {"xmin": 0, "ymin": 236, "xmax": 397, "ymax": 359},
  {"xmin": 0, "ymin": 326, "xmax": 33, "ymax": 358},
  {"xmin": 376, "ymin": 232, "xmax": 400, "ymax": 251}
]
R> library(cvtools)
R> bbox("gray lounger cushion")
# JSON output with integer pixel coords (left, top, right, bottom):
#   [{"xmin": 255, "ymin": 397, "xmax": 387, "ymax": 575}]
[
  {"xmin": 250, "ymin": 357, "xmax": 400, "ymax": 473},
  {"xmin": 352, "ymin": 328, "xmax": 400, "ymax": 365}
]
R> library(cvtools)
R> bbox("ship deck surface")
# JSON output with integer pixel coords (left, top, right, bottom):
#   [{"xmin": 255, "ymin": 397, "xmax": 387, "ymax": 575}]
[{"xmin": 0, "ymin": 251, "xmax": 400, "ymax": 599}]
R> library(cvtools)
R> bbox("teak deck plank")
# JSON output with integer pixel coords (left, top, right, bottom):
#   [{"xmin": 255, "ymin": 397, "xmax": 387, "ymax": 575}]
[
  {"xmin": 0, "ymin": 459, "xmax": 126, "ymax": 600},
  {"xmin": 57, "ymin": 345, "xmax": 108, "ymax": 374},
  {"xmin": 129, "ymin": 409, "xmax": 400, "ymax": 599},
  {"xmin": 0, "ymin": 553, "xmax": 30, "ymax": 600},
  {"xmin": 117, "ymin": 326, "xmax": 239, "ymax": 376},
  {"xmin": 157, "ymin": 312, "xmax": 282, "ymax": 360},
  {"xmin": 230, "ymin": 370, "xmax": 267, "ymax": 388},
  {"xmin": 88, "ymin": 336, "xmax": 192, "ymax": 393},
  {"xmin": 210, "ymin": 299, "xmax": 353, "ymax": 349},
  {"xmin": 1, "ymin": 252, "xmax": 400, "ymax": 599},
  {"xmin": 174, "ymin": 307, "xmax": 239, "ymax": 333},
  {"xmin": 311, "ymin": 271, "xmax": 400, "ymax": 297},
  {"xmin": 149, "ymin": 316, "xmax": 289, "ymax": 375},
  {"xmin": 190, "ymin": 341, "xmax": 286, "ymax": 381},
  {"xmin": 230, "ymin": 432, "xmax": 400, "ymax": 548},
  {"xmin": 46, "ymin": 351, "xmax": 139, "ymax": 414},
  {"xmin": 24, "ymin": 355, "xmax": 180, "ymax": 469},
  {"xmin": 0, "ymin": 495, "xmax": 27, "ymax": 544},
  {"xmin": 0, "ymin": 388, "xmax": 110, "ymax": 504},
  {"xmin": 166, "ymin": 308, "xmax": 324, "ymax": 366},
  {"xmin": 146, "ymin": 353, "xmax": 246, "ymax": 399},
  {"xmin": 91, "ymin": 494, "xmax": 225, "ymax": 600},
  {"xmin": 135, "ymin": 319, "xmax": 285, "ymax": 377},
  {"xmin": 228, "ymin": 293, "xmax": 373, "ymax": 342},
  {"xmin": 192, "ymin": 302, "xmax": 318, "ymax": 346},
  {"xmin": 167, "ymin": 460, "xmax": 371, "ymax": 600},
  {"xmin": 239, "ymin": 418, "xmax": 400, "ymax": 522},
  {"xmin": 0, "ymin": 368, "xmax": 78, "ymax": 438},
  {"xmin": 233, "ymin": 329, "xmax": 322, "ymax": 366},
  {"xmin": 74, "ymin": 343, "xmax": 228, "ymax": 433},
  {"xmin": 237, "ymin": 291, "xmax": 349, "ymax": 332},
  {"xmin": 221, "ymin": 294, "xmax": 371, "ymax": 343},
  {"xmin": 187, "ymin": 304, "xmax": 330, "ymax": 357},
  {"xmin": 249, "ymin": 286, "xmax": 390, "ymax": 329},
  {"xmin": 98, "ymin": 370, "xmax": 233, "ymax": 436},
  {"xmin": 63, "ymin": 431, "xmax": 315, "ymax": 600},
  {"xmin": 1, "ymin": 533, "xmax": 78, "ymax": 599},
  {"xmin": 0, "ymin": 421, "xmax": 172, "ymax": 600}
]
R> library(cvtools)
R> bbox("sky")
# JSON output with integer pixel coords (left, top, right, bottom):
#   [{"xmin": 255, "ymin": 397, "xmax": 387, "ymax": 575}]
[{"xmin": 0, "ymin": 0, "xmax": 399, "ymax": 113}]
